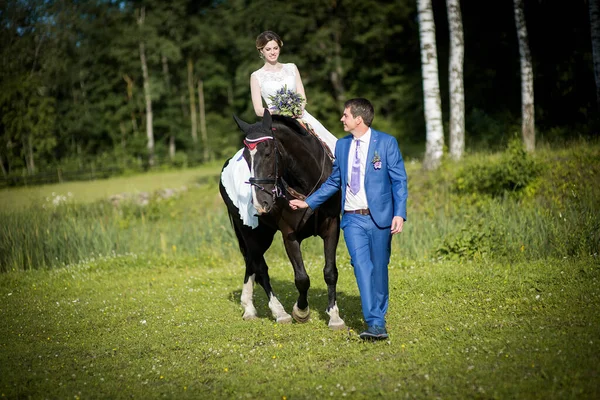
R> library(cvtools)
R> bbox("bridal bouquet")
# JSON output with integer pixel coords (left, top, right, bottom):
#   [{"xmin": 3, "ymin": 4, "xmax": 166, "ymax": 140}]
[{"xmin": 268, "ymin": 85, "xmax": 305, "ymax": 118}]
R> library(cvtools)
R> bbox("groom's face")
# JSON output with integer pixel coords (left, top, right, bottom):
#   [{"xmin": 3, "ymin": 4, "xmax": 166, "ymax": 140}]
[{"xmin": 341, "ymin": 107, "xmax": 360, "ymax": 133}]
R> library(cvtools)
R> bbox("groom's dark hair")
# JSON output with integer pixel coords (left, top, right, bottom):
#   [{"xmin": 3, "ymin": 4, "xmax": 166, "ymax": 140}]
[{"xmin": 345, "ymin": 98, "xmax": 374, "ymax": 127}]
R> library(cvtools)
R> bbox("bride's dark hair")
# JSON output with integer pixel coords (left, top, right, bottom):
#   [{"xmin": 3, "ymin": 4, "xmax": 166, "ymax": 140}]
[{"xmin": 256, "ymin": 31, "xmax": 283, "ymax": 52}]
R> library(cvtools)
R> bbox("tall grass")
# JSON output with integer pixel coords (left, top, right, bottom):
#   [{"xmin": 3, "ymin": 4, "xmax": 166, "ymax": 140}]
[{"xmin": 1, "ymin": 140, "xmax": 598, "ymax": 272}]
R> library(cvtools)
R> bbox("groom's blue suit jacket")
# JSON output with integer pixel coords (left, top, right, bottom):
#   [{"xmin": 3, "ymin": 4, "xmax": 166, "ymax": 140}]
[{"xmin": 306, "ymin": 129, "xmax": 408, "ymax": 228}]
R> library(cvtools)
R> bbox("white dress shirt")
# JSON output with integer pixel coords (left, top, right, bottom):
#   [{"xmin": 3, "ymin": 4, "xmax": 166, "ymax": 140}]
[{"xmin": 345, "ymin": 128, "xmax": 371, "ymax": 211}]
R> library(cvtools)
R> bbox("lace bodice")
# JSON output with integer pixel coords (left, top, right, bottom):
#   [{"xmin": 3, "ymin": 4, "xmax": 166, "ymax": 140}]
[{"xmin": 252, "ymin": 63, "xmax": 297, "ymax": 107}]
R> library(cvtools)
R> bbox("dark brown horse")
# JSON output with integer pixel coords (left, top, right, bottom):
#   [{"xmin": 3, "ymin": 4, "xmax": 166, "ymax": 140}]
[{"xmin": 219, "ymin": 110, "xmax": 345, "ymax": 329}]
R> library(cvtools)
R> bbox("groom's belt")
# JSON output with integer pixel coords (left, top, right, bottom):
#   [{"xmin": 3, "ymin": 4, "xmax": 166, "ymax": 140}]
[{"xmin": 344, "ymin": 208, "xmax": 370, "ymax": 215}]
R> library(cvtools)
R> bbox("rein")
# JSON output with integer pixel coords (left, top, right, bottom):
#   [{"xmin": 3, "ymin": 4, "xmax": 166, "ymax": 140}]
[{"xmin": 244, "ymin": 135, "xmax": 283, "ymax": 200}]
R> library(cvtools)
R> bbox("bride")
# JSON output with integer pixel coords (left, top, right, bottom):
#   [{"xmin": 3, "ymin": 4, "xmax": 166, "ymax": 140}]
[
  {"xmin": 250, "ymin": 31, "xmax": 338, "ymax": 154},
  {"xmin": 221, "ymin": 31, "xmax": 338, "ymax": 228}
]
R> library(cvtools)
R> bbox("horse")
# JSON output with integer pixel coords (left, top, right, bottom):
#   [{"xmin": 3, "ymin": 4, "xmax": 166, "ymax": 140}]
[{"xmin": 219, "ymin": 110, "xmax": 346, "ymax": 330}]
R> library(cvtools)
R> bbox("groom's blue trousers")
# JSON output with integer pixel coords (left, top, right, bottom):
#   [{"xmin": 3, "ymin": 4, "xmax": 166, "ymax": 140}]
[{"xmin": 342, "ymin": 213, "xmax": 392, "ymax": 327}]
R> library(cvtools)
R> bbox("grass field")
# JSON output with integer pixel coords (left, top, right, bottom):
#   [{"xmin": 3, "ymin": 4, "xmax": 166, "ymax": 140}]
[
  {"xmin": 1, "ymin": 141, "xmax": 599, "ymax": 398},
  {"xmin": 1, "ymin": 253, "xmax": 598, "ymax": 399},
  {"xmin": 0, "ymin": 162, "xmax": 223, "ymax": 211}
]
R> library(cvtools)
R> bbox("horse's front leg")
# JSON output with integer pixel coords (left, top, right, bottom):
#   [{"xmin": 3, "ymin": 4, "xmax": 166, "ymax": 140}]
[
  {"xmin": 282, "ymin": 234, "xmax": 311, "ymax": 323},
  {"xmin": 251, "ymin": 256, "xmax": 292, "ymax": 324},
  {"xmin": 240, "ymin": 272, "xmax": 258, "ymax": 320},
  {"xmin": 322, "ymin": 217, "xmax": 346, "ymax": 330}
]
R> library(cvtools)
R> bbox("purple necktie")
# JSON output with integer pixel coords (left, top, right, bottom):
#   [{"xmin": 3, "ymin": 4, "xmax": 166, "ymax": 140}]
[{"xmin": 350, "ymin": 139, "xmax": 361, "ymax": 195}]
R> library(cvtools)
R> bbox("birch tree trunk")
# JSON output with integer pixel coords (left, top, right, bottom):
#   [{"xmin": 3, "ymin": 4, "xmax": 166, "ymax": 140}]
[
  {"xmin": 418, "ymin": 0, "xmax": 445, "ymax": 170},
  {"xmin": 514, "ymin": 0, "xmax": 535, "ymax": 152},
  {"xmin": 0, "ymin": 154, "xmax": 7, "ymax": 177},
  {"xmin": 330, "ymin": 29, "xmax": 346, "ymax": 106},
  {"xmin": 187, "ymin": 59, "xmax": 198, "ymax": 148},
  {"xmin": 123, "ymin": 74, "xmax": 138, "ymax": 135},
  {"xmin": 161, "ymin": 54, "xmax": 171, "ymax": 90},
  {"xmin": 447, "ymin": 0, "xmax": 465, "ymax": 160},
  {"xmin": 162, "ymin": 54, "xmax": 176, "ymax": 161},
  {"xmin": 27, "ymin": 134, "xmax": 35, "ymax": 174},
  {"xmin": 589, "ymin": 0, "xmax": 600, "ymax": 112},
  {"xmin": 138, "ymin": 7, "xmax": 155, "ymax": 166},
  {"xmin": 198, "ymin": 79, "xmax": 209, "ymax": 162},
  {"xmin": 169, "ymin": 136, "xmax": 175, "ymax": 160}
]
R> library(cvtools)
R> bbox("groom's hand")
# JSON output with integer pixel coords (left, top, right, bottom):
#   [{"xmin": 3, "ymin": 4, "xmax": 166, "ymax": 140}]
[
  {"xmin": 289, "ymin": 199, "xmax": 308, "ymax": 210},
  {"xmin": 391, "ymin": 216, "xmax": 404, "ymax": 235}
]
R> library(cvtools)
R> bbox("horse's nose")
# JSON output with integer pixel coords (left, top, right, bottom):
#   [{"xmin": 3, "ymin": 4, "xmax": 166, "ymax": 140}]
[
  {"xmin": 261, "ymin": 201, "xmax": 271, "ymax": 212},
  {"xmin": 253, "ymin": 202, "xmax": 270, "ymax": 215}
]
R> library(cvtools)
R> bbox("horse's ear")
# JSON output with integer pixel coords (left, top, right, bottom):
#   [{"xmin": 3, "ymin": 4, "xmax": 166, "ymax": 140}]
[
  {"xmin": 233, "ymin": 114, "xmax": 251, "ymax": 134},
  {"xmin": 262, "ymin": 108, "xmax": 272, "ymax": 131}
]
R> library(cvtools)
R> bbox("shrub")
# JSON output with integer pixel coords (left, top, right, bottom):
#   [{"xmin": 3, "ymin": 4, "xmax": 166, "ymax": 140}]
[{"xmin": 454, "ymin": 138, "xmax": 541, "ymax": 197}]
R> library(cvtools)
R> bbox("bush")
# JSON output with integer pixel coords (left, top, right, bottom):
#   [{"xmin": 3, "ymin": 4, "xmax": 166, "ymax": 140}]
[{"xmin": 454, "ymin": 138, "xmax": 541, "ymax": 197}]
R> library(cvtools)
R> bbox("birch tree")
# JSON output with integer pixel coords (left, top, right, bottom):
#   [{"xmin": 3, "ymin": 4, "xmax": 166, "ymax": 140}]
[
  {"xmin": 198, "ymin": 79, "xmax": 209, "ymax": 162},
  {"xmin": 589, "ymin": 0, "xmax": 600, "ymax": 112},
  {"xmin": 514, "ymin": 0, "xmax": 535, "ymax": 152},
  {"xmin": 137, "ymin": 7, "xmax": 155, "ymax": 167},
  {"xmin": 447, "ymin": 0, "xmax": 465, "ymax": 160},
  {"xmin": 187, "ymin": 59, "xmax": 198, "ymax": 148},
  {"xmin": 418, "ymin": 0, "xmax": 445, "ymax": 170}
]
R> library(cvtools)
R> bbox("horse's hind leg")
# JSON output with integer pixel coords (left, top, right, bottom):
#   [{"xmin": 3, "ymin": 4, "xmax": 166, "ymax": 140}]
[
  {"xmin": 282, "ymin": 237, "xmax": 311, "ymax": 323},
  {"xmin": 322, "ymin": 218, "xmax": 346, "ymax": 330}
]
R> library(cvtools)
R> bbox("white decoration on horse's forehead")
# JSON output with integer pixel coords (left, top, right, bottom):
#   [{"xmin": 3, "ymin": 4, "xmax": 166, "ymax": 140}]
[{"xmin": 246, "ymin": 135, "xmax": 273, "ymax": 143}]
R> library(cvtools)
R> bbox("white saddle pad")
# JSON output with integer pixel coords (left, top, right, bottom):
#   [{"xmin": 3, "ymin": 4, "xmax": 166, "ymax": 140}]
[{"xmin": 221, "ymin": 148, "xmax": 258, "ymax": 229}]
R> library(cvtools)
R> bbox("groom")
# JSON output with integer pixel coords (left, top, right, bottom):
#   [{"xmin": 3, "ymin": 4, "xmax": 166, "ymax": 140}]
[{"xmin": 290, "ymin": 98, "xmax": 408, "ymax": 340}]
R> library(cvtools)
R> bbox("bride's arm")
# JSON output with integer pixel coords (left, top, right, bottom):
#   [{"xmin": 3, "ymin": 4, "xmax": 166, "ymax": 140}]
[
  {"xmin": 293, "ymin": 64, "xmax": 307, "ymax": 113},
  {"xmin": 250, "ymin": 74, "xmax": 267, "ymax": 117}
]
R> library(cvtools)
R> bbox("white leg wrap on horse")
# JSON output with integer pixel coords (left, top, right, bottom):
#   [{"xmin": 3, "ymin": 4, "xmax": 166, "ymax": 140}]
[
  {"xmin": 240, "ymin": 274, "xmax": 257, "ymax": 320},
  {"xmin": 326, "ymin": 302, "xmax": 346, "ymax": 330},
  {"xmin": 269, "ymin": 295, "xmax": 292, "ymax": 323}
]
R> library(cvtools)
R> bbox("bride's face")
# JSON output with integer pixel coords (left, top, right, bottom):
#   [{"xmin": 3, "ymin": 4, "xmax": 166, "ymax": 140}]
[{"xmin": 260, "ymin": 40, "xmax": 280, "ymax": 63}]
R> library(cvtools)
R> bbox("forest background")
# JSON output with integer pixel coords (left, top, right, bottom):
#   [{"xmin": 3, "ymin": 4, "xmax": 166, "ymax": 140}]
[{"xmin": 1, "ymin": 0, "xmax": 597, "ymax": 186}]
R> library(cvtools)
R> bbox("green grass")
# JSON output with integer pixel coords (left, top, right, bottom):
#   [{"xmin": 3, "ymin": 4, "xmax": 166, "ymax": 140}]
[
  {"xmin": 1, "ymin": 253, "xmax": 598, "ymax": 399},
  {"xmin": 0, "ymin": 140, "xmax": 599, "ymax": 398},
  {"xmin": 0, "ymin": 163, "xmax": 222, "ymax": 212}
]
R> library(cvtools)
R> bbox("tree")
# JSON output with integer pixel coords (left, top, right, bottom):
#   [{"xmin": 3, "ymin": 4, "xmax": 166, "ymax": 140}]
[
  {"xmin": 590, "ymin": 0, "xmax": 600, "ymax": 112},
  {"xmin": 447, "ymin": 0, "xmax": 465, "ymax": 160},
  {"xmin": 513, "ymin": 0, "xmax": 535, "ymax": 152},
  {"xmin": 418, "ymin": 0, "xmax": 445, "ymax": 170},
  {"xmin": 187, "ymin": 59, "xmax": 198, "ymax": 148},
  {"xmin": 137, "ymin": 6, "xmax": 155, "ymax": 166}
]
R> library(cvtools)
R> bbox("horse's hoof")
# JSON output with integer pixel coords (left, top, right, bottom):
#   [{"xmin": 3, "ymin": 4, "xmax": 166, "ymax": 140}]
[
  {"xmin": 243, "ymin": 313, "xmax": 258, "ymax": 321},
  {"xmin": 292, "ymin": 304, "xmax": 310, "ymax": 323},
  {"xmin": 276, "ymin": 314, "xmax": 293, "ymax": 324},
  {"xmin": 329, "ymin": 321, "xmax": 347, "ymax": 331}
]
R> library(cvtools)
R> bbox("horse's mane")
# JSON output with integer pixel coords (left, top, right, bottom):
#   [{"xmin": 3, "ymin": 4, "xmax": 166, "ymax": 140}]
[
  {"xmin": 271, "ymin": 115, "xmax": 309, "ymax": 137},
  {"xmin": 268, "ymin": 115, "xmax": 330, "ymax": 195}
]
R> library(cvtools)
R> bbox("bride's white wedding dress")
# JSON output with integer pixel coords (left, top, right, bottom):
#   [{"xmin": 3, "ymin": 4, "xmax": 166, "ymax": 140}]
[
  {"xmin": 221, "ymin": 63, "xmax": 338, "ymax": 228},
  {"xmin": 253, "ymin": 63, "xmax": 338, "ymax": 154}
]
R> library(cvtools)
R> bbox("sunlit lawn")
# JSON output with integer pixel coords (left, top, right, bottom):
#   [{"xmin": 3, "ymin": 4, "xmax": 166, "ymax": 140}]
[
  {"xmin": 0, "ymin": 162, "xmax": 222, "ymax": 211},
  {"xmin": 1, "ymin": 253, "xmax": 598, "ymax": 399}
]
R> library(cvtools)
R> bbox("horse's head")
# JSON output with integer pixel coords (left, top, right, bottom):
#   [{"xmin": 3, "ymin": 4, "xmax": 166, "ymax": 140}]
[{"xmin": 234, "ymin": 109, "xmax": 281, "ymax": 215}]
